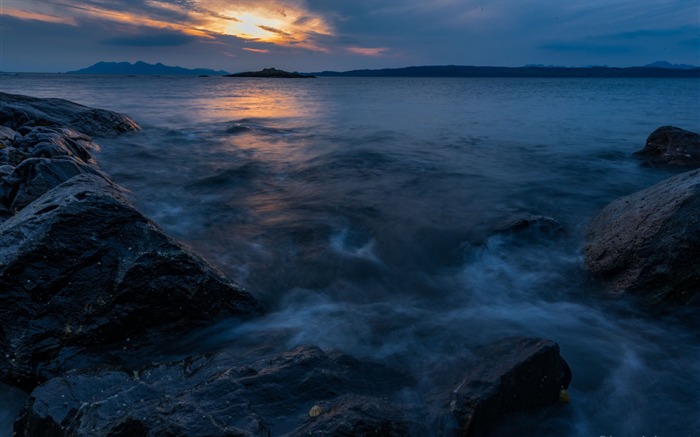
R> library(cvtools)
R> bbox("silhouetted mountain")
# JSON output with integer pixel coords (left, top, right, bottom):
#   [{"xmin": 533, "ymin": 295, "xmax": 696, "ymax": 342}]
[
  {"xmin": 311, "ymin": 65, "xmax": 700, "ymax": 78},
  {"xmin": 644, "ymin": 61, "xmax": 698, "ymax": 70},
  {"xmin": 67, "ymin": 61, "xmax": 230, "ymax": 76},
  {"xmin": 225, "ymin": 68, "xmax": 315, "ymax": 78}
]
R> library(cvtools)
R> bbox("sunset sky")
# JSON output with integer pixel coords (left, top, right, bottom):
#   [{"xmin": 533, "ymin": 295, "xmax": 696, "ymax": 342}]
[{"xmin": 1, "ymin": 0, "xmax": 699, "ymax": 73}]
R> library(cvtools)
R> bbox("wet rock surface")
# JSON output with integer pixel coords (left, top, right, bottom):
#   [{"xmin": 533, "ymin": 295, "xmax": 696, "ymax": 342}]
[
  {"xmin": 584, "ymin": 169, "xmax": 700, "ymax": 307},
  {"xmin": 14, "ymin": 346, "xmax": 414, "ymax": 437},
  {"xmin": 0, "ymin": 174, "xmax": 261, "ymax": 390},
  {"xmin": 634, "ymin": 126, "xmax": 700, "ymax": 168},
  {"xmin": 0, "ymin": 97, "xmax": 259, "ymax": 392},
  {"xmin": 0, "ymin": 125, "xmax": 110, "ymax": 212},
  {"xmin": 0, "ymin": 92, "xmax": 140, "ymax": 137},
  {"xmin": 13, "ymin": 337, "xmax": 569, "ymax": 437},
  {"xmin": 449, "ymin": 337, "xmax": 572, "ymax": 436}
]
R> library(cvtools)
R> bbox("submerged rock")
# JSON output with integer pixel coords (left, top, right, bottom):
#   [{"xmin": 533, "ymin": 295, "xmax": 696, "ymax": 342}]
[
  {"xmin": 634, "ymin": 126, "xmax": 700, "ymax": 167},
  {"xmin": 584, "ymin": 169, "xmax": 700, "ymax": 307},
  {"xmin": 449, "ymin": 337, "xmax": 571, "ymax": 436},
  {"xmin": 0, "ymin": 92, "xmax": 140, "ymax": 137},
  {"xmin": 493, "ymin": 213, "xmax": 565, "ymax": 238},
  {"xmin": 0, "ymin": 174, "xmax": 261, "ymax": 390}
]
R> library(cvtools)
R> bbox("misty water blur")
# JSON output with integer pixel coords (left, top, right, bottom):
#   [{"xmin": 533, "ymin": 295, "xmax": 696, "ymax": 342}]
[{"xmin": 2, "ymin": 75, "xmax": 699, "ymax": 435}]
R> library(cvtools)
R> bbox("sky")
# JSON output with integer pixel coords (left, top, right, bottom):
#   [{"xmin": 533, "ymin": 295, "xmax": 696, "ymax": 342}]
[{"xmin": 1, "ymin": 0, "xmax": 699, "ymax": 73}]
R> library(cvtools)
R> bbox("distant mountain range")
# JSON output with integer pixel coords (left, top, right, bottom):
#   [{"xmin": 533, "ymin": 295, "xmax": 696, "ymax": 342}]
[
  {"xmin": 311, "ymin": 63, "xmax": 700, "ymax": 78},
  {"xmin": 66, "ymin": 60, "xmax": 698, "ymax": 77},
  {"xmin": 66, "ymin": 61, "xmax": 230, "ymax": 76},
  {"xmin": 643, "ymin": 61, "xmax": 698, "ymax": 70}
]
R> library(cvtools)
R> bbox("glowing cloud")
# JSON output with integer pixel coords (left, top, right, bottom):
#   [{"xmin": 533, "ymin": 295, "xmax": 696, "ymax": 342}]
[
  {"xmin": 1, "ymin": 1, "xmax": 334, "ymax": 51},
  {"xmin": 216, "ymin": 6, "xmax": 333, "ymax": 51},
  {"xmin": 346, "ymin": 47, "xmax": 390, "ymax": 57},
  {"xmin": 242, "ymin": 47, "xmax": 270, "ymax": 53},
  {"xmin": 1, "ymin": 8, "xmax": 77, "ymax": 25}
]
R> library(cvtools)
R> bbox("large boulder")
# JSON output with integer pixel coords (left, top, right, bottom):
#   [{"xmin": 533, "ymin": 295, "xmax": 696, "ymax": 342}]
[
  {"xmin": 0, "ymin": 92, "xmax": 140, "ymax": 137},
  {"xmin": 584, "ymin": 169, "xmax": 700, "ymax": 307},
  {"xmin": 634, "ymin": 126, "xmax": 700, "ymax": 167},
  {"xmin": 0, "ymin": 174, "xmax": 261, "ymax": 390},
  {"xmin": 13, "ymin": 346, "xmax": 414, "ymax": 437},
  {"xmin": 449, "ymin": 337, "xmax": 571, "ymax": 436}
]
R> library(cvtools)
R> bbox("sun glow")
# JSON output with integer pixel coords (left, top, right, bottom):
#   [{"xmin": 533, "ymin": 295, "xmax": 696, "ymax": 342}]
[
  {"xmin": 3, "ymin": 0, "xmax": 334, "ymax": 51},
  {"xmin": 224, "ymin": 12, "xmax": 287, "ymax": 41}
]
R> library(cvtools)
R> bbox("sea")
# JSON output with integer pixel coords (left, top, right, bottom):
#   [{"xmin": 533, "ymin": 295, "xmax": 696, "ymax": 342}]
[{"xmin": 1, "ymin": 74, "xmax": 700, "ymax": 436}]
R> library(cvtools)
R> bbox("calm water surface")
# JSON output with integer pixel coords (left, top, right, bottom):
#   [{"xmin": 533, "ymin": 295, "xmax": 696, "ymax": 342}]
[{"xmin": 2, "ymin": 75, "xmax": 700, "ymax": 436}]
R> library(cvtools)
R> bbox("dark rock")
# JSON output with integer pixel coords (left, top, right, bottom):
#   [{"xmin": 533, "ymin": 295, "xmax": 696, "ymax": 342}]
[
  {"xmin": 584, "ymin": 169, "xmax": 700, "ymax": 307},
  {"xmin": 13, "ymin": 346, "xmax": 413, "ymax": 437},
  {"xmin": 634, "ymin": 126, "xmax": 700, "ymax": 167},
  {"xmin": 449, "ymin": 337, "xmax": 571, "ymax": 436},
  {"xmin": 493, "ymin": 214, "xmax": 565, "ymax": 238},
  {"xmin": 0, "ymin": 92, "xmax": 140, "ymax": 137},
  {"xmin": 16, "ymin": 124, "xmax": 35, "ymax": 136},
  {"xmin": 225, "ymin": 68, "xmax": 315, "ymax": 78},
  {"xmin": 0, "ymin": 126, "xmax": 107, "ymax": 211},
  {"xmin": 0, "ymin": 125, "xmax": 17, "ymax": 147},
  {"xmin": 290, "ymin": 395, "xmax": 427, "ymax": 437},
  {"xmin": 0, "ymin": 382, "xmax": 27, "ymax": 434},
  {"xmin": 0, "ymin": 174, "xmax": 261, "ymax": 390},
  {"xmin": 12, "ymin": 337, "xmax": 571, "ymax": 437},
  {"xmin": 0, "ymin": 145, "xmax": 27, "ymax": 167},
  {"xmin": 20, "ymin": 126, "xmax": 99, "ymax": 164},
  {"xmin": 0, "ymin": 165, "xmax": 13, "ymax": 178},
  {"xmin": 5, "ymin": 157, "xmax": 107, "ymax": 211}
]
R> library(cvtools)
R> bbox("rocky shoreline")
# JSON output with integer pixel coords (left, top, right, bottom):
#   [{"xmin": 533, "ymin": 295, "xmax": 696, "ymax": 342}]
[
  {"xmin": 1, "ymin": 91, "xmax": 696, "ymax": 435},
  {"xmin": 0, "ymin": 92, "xmax": 573, "ymax": 435}
]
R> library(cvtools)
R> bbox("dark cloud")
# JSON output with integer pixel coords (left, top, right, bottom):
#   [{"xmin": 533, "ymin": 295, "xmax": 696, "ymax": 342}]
[{"xmin": 101, "ymin": 32, "xmax": 195, "ymax": 47}]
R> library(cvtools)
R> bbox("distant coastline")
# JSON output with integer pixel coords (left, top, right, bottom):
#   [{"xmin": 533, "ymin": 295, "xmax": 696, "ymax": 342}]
[
  {"xmin": 310, "ymin": 64, "xmax": 700, "ymax": 78},
  {"xmin": 30, "ymin": 60, "xmax": 700, "ymax": 78}
]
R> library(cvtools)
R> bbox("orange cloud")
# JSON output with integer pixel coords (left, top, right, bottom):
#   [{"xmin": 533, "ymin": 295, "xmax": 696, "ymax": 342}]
[
  {"xmin": 3, "ymin": 1, "xmax": 334, "ymax": 51},
  {"xmin": 218, "ymin": 7, "xmax": 333, "ymax": 51},
  {"xmin": 0, "ymin": 8, "xmax": 77, "ymax": 25},
  {"xmin": 346, "ymin": 47, "xmax": 390, "ymax": 57},
  {"xmin": 242, "ymin": 47, "xmax": 270, "ymax": 53}
]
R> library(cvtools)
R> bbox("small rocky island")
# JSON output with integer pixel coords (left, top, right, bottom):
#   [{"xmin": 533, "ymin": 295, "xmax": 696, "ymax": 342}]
[
  {"xmin": 224, "ymin": 67, "xmax": 315, "ymax": 78},
  {"xmin": 0, "ymin": 92, "xmax": 574, "ymax": 436}
]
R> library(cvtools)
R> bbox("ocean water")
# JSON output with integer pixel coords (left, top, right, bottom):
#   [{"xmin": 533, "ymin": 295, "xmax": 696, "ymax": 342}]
[{"xmin": 2, "ymin": 75, "xmax": 700, "ymax": 436}]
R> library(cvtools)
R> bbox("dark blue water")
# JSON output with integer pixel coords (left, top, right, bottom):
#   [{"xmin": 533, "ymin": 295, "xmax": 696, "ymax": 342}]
[{"xmin": 2, "ymin": 75, "xmax": 700, "ymax": 436}]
